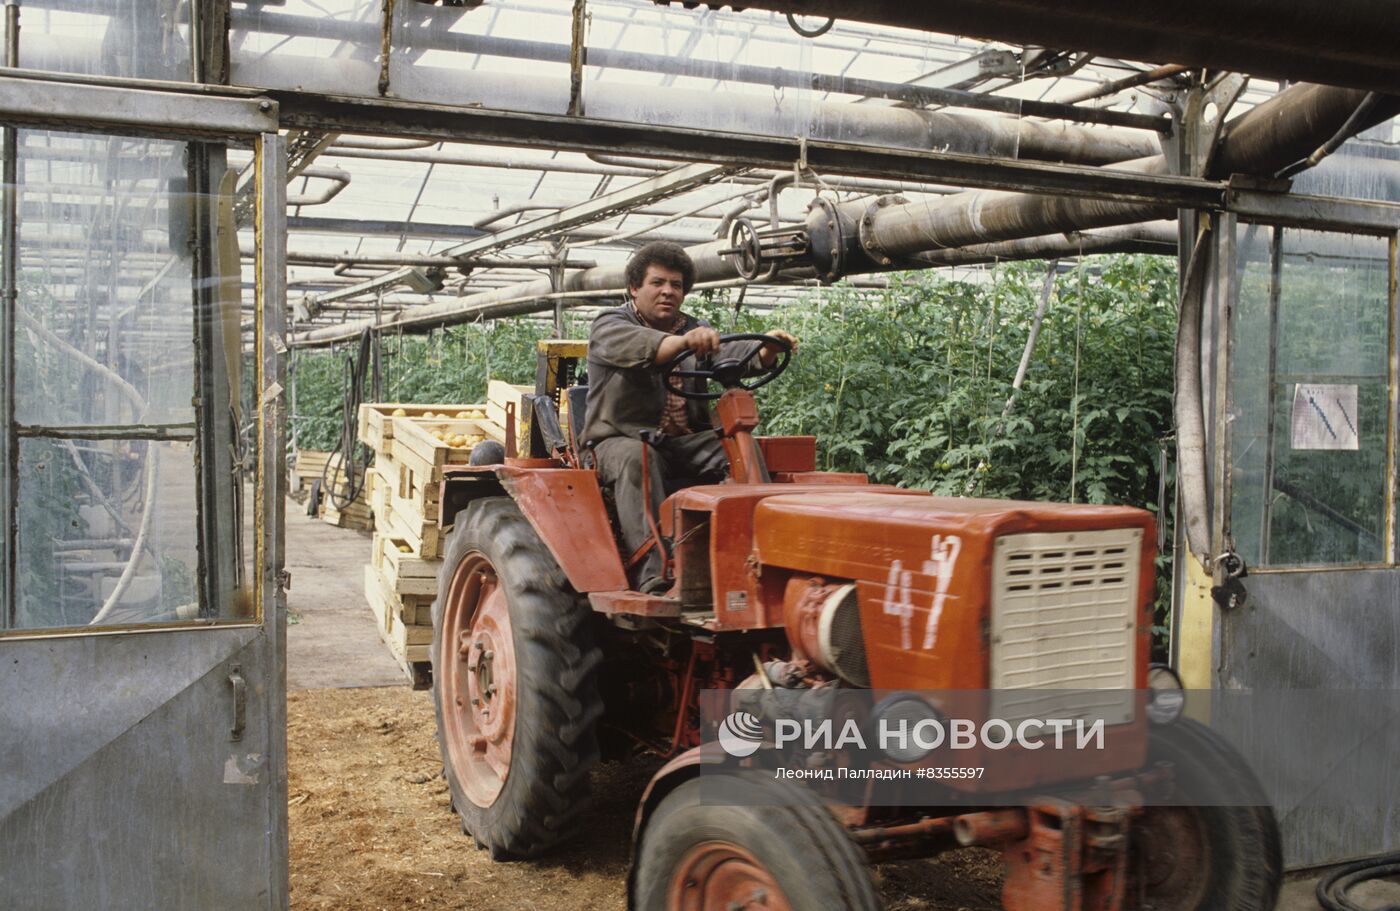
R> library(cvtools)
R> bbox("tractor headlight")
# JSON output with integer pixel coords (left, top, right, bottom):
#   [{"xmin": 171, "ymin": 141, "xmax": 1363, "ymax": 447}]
[
  {"xmin": 1146, "ymin": 664, "xmax": 1186, "ymax": 725},
  {"xmin": 870, "ymin": 693, "xmax": 944, "ymax": 764}
]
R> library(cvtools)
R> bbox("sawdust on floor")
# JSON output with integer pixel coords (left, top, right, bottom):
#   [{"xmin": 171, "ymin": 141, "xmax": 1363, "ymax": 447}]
[{"xmin": 287, "ymin": 686, "xmax": 1004, "ymax": 910}]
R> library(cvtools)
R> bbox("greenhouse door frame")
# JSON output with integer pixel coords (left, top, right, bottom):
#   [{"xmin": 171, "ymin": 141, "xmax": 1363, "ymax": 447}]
[
  {"xmin": 0, "ymin": 75, "xmax": 289, "ymax": 910},
  {"xmin": 1176, "ymin": 208, "xmax": 1400, "ymax": 869}
]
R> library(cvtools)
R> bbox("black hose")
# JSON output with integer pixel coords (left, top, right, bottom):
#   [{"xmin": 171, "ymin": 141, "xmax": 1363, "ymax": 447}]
[
  {"xmin": 786, "ymin": 13, "xmax": 835, "ymax": 38},
  {"xmin": 1276, "ymin": 92, "xmax": 1380, "ymax": 179},
  {"xmin": 1316, "ymin": 852, "xmax": 1400, "ymax": 911},
  {"xmin": 321, "ymin": 327, "xmax": 376, "ymax": 510}
]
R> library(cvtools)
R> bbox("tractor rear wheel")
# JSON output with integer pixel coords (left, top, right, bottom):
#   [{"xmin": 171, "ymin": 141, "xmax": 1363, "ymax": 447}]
[
  {"xmin": 632, "ymin": 772, "xmax": 880, "ymax": 911},
  {"xmin": 430, "ymin": 496, "xmax": 602, "ymax": 858},
  {"xmin": 1132, "ymin": 718, "xmax": 1282, "ymax": 909}
]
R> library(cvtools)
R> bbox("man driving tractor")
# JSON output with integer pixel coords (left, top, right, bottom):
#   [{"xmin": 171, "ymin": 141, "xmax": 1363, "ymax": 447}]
[{"xmin": 581, "ymin": 241, "xmax": 797, "ymax": 593}]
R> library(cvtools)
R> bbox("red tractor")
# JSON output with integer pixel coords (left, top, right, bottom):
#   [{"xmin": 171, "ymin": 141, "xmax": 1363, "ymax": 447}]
[{"xmin": 429, "ymin": 337, "xmax": 1281, "ymax": 911}]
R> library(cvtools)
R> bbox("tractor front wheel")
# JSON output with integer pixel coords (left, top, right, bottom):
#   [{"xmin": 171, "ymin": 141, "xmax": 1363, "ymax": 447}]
[
  {"xmin": 1132, "ymin": 718, "xmax": 1282, "ymax": 909},
  {"xmin": 632, "ymin": 772, "xmax": 880, "ymax": 911},
  {"xmin": 431, "ymin": 496, "xmax": 602, "ymax": 858}
]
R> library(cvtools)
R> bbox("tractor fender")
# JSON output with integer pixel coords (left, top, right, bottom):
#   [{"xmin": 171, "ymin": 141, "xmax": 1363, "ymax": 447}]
[
  {"xmin": 627, "ymin": 746, "xmax": 727, "ymax": 910},
  {"xmin": 439, "ymin": 464, "xmax": 628, "ymax": 592}
]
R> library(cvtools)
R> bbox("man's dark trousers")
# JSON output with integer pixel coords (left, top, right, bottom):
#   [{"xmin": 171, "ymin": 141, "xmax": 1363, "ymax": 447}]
[{"xmin": 592, "ymin": 430, "xmax": 727, "ymax": 591}]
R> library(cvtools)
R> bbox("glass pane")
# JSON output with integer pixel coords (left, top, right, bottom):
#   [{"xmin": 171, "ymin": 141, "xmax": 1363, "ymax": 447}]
[
  {"xmin": 4, "ymin": 128, "xmax": 254, "ymax": 632},
  {"xmin": 231, "ymin": 0, "xmax": 382, "ymax": 98},
  {"xmin": 13, "ymin": 1, "xmax": 193, "ymax": 82},
  {"xmin": 1227, "ymin": 224, "xmax": 1277, "ymax": 564},
  {"xmin": 15, "ymin": 131, "xmax": 195, "ymax": 427},
  {"xmin": 1230, "ymin": 228, "xmax": 1391, "ymax": 566},
  {"xmin": 13, "ymin": 437, "xmax": 251, "ymax": 628},
  {"xmin": 232, "ymin": 0, "xmax": 1038, "ymax": 160}
]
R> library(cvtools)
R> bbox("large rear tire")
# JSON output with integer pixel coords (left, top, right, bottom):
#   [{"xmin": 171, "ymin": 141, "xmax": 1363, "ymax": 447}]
[
  {"xmin": 632, "ymin": 772, "xmax": 881, "ymax": 911},
  {"xmin": 1131, "ymin": 718, "xmax": 1282, "ymax": 910},
  {"xmin": 430, "ymin": 496, "xmax": 603, "ymax": 858}
]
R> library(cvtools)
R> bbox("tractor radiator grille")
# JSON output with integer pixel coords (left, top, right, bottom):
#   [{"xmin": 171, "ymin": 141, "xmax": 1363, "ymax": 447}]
[{"xmin": 989, "ymin": 528, "xmax": 1142, "ymax": 726}]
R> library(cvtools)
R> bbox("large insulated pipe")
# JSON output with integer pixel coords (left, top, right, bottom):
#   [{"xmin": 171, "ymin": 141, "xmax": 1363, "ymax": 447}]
[
  {"xmin": 710, "ymin": 1, "xmax": 1400, "ymax": 95},
  {"xmin": 814, "ymin": 86, "xmax": 1400, "ymax": 277},
  {"xmin": 909, "ymin": 221, "xmax": 1177, "ymax": 267},
  {"xmin": 1173, "ymin": 223, "xmax": 1214, "ymax": 567},
  {"xmin": 289, "ymin": 83, "xmax": 1396, "ymax": 347}
]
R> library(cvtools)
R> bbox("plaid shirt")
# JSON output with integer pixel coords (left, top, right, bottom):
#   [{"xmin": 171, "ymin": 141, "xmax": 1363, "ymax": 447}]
[{"xmin": 642, "ymin": 305, "xmax": 692, "ymax": 436}]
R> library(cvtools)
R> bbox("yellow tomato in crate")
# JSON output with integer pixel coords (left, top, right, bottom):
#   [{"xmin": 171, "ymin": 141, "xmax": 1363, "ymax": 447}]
[
  {"xmin": 398, "ymin": 544, "xmax": 412, "ymax": 554},
  {"xmin": 455, "ymin": 411, "xmax": 470, "ymax": 419},
  {"xmin": 391, "ymin": 408, "xmax": 407, "ymax": 417},
  {"xmin": 432, "ymin": 430, "xmax": 446, "ymax": 441}
]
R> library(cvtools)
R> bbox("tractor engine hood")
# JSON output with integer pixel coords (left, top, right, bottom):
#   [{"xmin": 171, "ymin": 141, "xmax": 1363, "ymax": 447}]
[{"xmin": 752, "ymin": 492, "xmax": 1157, "ymax": 692}]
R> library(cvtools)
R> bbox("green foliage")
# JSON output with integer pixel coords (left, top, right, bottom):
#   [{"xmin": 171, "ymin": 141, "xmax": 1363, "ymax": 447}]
[{"xmin": 696, "ymin": 256, "xmax": 1178, "ymax": 513}]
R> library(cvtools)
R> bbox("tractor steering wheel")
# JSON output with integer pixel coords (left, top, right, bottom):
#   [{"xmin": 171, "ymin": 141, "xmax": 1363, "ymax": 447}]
[{"xmin": 659, "ymin": 332, "xmax": 792, "ymax": 402}]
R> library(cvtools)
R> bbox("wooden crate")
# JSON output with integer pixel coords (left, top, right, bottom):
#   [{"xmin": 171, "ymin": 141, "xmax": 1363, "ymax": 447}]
[
  {"xmin": 357, "ymin": 402, "xmax": 487, "ymax": 452},
  {"xmin": 486, "ymin": 380, "xmax": 531, "ymax": 451},
  {"xmin": 291, "ymin": 449, "xmax": 334, "ymax": 497},
  {"xmin": 318, "ymin": 452, "xmax": 372, "ymax": 529},
  {"xmin": 363, "ymin": 563, "xmax": 433, "ymax": 689},
  {"xmin": 392, "ymin": 417, "xmax": 493, "ymax": 473},
  {"xmin": 378, "ymin": 532, "xmax": 441, "ymax": 603}
]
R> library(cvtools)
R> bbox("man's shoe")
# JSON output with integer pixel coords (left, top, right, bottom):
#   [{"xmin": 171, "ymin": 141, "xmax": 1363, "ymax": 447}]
[{"xmin": 639, "ymin": 575, "xmax": 672, "ymax": 595}]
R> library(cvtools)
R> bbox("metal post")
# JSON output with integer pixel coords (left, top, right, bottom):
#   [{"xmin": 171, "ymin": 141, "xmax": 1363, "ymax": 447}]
[
  {"xmin": 1, "ymin": 0, "xmax": 20, "ymax": 629},
  {"xmin": 1388, "ymin": 233, "xmax": 1398, "ymax": 564},
  {"xmin": 567, "ymin": 0, "xmax": 586, "ymax": 117},
  {"xmin": 550, "ymin": 239, "xmax": 567, "ymax": 337},
  {"xmin": 255, "ymin": 129, "xmax": 290, "ymax": 910},
  {"xmin": 1259, "ymin": 226, "xmax": 1284, "ymax": 562}
]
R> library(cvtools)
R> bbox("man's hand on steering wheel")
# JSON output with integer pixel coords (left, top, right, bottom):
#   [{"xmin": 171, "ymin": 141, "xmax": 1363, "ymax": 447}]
[
  {"xmin": 758, "ymin": 330, "xmax": 799, "ymax": 367},
  {"xmin": 659, "ymin": 331, "xmax": 796, "ymax": 401},
  {"xmin": 681, "ymin": 326, "xmax": 721, "ymax": 356}
]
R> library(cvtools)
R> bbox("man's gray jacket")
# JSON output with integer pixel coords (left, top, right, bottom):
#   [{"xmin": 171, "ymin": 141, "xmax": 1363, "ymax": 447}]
[{"xmin": 581, "ymin": 304, "xmax": 756, "ymax": 447}]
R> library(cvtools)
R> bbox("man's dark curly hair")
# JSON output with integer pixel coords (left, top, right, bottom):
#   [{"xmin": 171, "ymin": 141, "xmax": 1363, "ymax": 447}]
[{"xmin": 625, "ymin": 241, "xmax": 696, "ymax": 296}]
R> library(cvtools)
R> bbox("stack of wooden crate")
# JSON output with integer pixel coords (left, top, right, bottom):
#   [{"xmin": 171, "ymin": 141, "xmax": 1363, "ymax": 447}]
[
  {"xmin": 357, "ymin": 400, "xmax": 505, "ymax": 687},
  {"xmin": 319, "ymin": 451, "xmax": 374, "ymax": 531},
  {"xmin": 289, "ymin": 449, "xmax": 332, "ymax": 503},
  {"xmin": 289, "ymin": 449, "xmax": 373, "ymax": 529}
]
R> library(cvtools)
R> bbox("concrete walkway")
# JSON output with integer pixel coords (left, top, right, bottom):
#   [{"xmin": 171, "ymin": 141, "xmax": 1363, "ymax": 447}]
[{"xmin": 284, "ymin": 495, "xmax": 405, "ymax": 690}]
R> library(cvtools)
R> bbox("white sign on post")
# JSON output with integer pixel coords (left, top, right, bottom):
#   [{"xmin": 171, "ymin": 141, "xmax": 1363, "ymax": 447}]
[{"xmin": 1290, "ymin": 383, "xmax": 1359, "ymax": 450}]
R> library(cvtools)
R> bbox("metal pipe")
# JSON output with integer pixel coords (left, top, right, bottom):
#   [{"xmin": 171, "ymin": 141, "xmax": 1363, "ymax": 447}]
[
  {"xmin": 953, "ymin": 810, "xmax": 1030, "ymax": 847},
  {"xmin": 909, "ymin": 221, "xmax": 1177, "ymax": 267},
  {"xmin": 705, "ymin": 1, "xmax": 1400, "ymax": 95},
  {"xmin": 327, "ymin": 136, "xmax": 436, "ymax": 151},
  {"xmin": 326, "ymin": 145, "xmax": 658, "ymax": 177},
  {"xmin": 326, "ymin": 144, "xmax": 965, "ymax": 198},
  {"xmin": 0, "ymin": 0, "xmax": 15, "ymax": 628},
  {"xmin": 236, "ymin": 56, "xmax": 1163, "ymax": 168},
  {"xmin": 285, "ymin": 164, "xmax": 350, "ymax": 207},
  {"xmin": 843, "ymin": 85, "xmax": 1400, "ymax": 270},
  {"xmin": 1174, "ymin": 223, "xmax": 1214, "ymax": 569},
  {"xmin": 1053, "ymin": 64, "xmax": 1192, "ymax": 105},
  {"xmin": 250, "ymin": 245, "xmax": 597, "ymax": 270}
]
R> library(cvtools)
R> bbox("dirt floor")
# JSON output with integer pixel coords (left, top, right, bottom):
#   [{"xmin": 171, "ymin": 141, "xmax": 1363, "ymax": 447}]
[{"xmin": 286, "ymin": 686, "xmax": 1005, "ymax": 911}]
